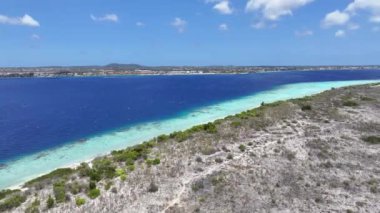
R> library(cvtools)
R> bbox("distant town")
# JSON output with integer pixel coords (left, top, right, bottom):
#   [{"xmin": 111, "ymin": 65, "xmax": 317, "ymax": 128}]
[{"xmin": 1, "ymin": 64, "xmax": 380, "ymax": 78}]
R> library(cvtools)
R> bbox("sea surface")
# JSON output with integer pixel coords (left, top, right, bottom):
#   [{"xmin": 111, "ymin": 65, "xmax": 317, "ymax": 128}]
[{"xmin": 1, "ymin": 70, "xmax": 380, "ymax": 189}]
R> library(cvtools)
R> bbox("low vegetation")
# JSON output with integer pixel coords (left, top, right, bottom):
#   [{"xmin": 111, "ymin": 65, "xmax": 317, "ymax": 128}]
[
  {"xmin": 239, "ymin": 144, "xmax": 246, "ymax": 152},
  {"xmin": 362, "ymin": 136, "xmax": 380, "ymax": 144},
  {"xmin": 301, "ymin": 104, "xmax": 312, "ymax": 111},
  {"xmin": 25, "ymin": 198, "xmax": 40, "ymax": 213},
  {"xmin": 147, "ymin": 182, "xmax": 158, "ymax": 193},
  {"xmin": 88, "ymin": 188, "xmax": 101, "ymax": 199},
  {"xmin": 0, "ymin": 189, "xmax": 20, "ymax": 200},
  {"xmin": 342, "ymin": 100, "xmax": 359, "ymax": 107},
  {"xmin": 53, "ymin": 181, "xmax": 67, "ymax": 203},
  {"xmin": 46, "ymin": 195, "xmax": 54, "ymax": 209},
  {"xmin": 24, "ymin": 168, "xmax": 74, "ymax": 187},
  {"xmin": 0, "ymin": 194, "xmax": 26, "ymax": 212},
  {"xmin": 75, "ymin": 197, "xmax": 86, "ymax": 206}
]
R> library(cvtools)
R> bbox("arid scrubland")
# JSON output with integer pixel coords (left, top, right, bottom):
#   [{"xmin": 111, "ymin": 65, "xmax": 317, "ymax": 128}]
[{"xmin": 2, "ymin": 83, "xmax": 380, "ymax": 213}]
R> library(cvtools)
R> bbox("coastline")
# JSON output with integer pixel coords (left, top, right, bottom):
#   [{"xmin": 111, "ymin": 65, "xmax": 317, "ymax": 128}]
[
  {"xmin": 1, "ymin": 68, "xmax": 380, "ymax": 79},
  {"xmin": 1, "ymin": 79, "xmax": 380, "ymax": 190},
  {"xmin": 6, "ymin": 80, "xmax": 380, "ymax": 213}
]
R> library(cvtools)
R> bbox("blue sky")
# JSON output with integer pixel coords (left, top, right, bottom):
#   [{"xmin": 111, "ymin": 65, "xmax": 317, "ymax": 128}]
[{"xmin": 0, "ymin": 0, "xmax": 379, "ymax": 66}]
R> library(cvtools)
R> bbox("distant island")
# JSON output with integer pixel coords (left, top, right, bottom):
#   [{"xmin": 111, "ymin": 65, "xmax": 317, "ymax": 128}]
[{"xmin": 1, "ymin": 64, "xmax": 380, "ymax": 78}]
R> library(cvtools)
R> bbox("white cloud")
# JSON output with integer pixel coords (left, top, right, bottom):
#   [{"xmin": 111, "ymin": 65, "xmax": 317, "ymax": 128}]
[
  {"xmin": 31, "ymin": 34, "xmax": 40, "ymax": 40},
  {"xmin": 345, "ymin": 0, "xmax": 380, "ymax": 23},
  {"xmin": 335, "ymin": 30, "xmax": 346, "ymax": 38},
  {"xmin": 219, "ymin": 23, "xmax": 228, "ymax": 31},
  {"xmin": 347, "ymin": 23, "xmax": 360, "ymax": 30},
  {"xmin": 90, "ymin": 14, "xmax": 118, "ymax": 22},
  {"xmin": 136, "ymin": 22, "xmax": 145, "ymax": 27},
  {"xmin": 322, "ymin": 10, "xmax": 350, "ymax": 27},
  {"xmin": 346, "ymin": 0, "xmax": 380, "ymax": 14},
  {"xmin": 214, "ymin": 1, "xmax": 233, "ymax": 15},
  {"xmin": 370, "ymin": 15, "xmax": 380, "ymax": 23},
  {"xmin": 0, "ymin": 14, "xmax": 39, "ymax": 27},
  {"xmin": 171, "ymin": 17, "xmax": 187, "ymax": 33},
  {"xmin": 295, "ymin": 30, "xmax": 313, "ymax": 37},
  {"xmin": 323, "ymin": 0, "xmax": 380, "ymax": 28},
  {"xmin": 251, "ymin": 21, "xmax": 266, "ymax": 29},
  {"xmin": 245, "ymin": 0, "xmax": 313, "ymax": 21}
]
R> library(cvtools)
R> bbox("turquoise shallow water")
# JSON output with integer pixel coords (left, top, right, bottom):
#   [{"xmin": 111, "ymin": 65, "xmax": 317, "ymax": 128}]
[{"xmin": 0, "ymin": 79, "xmax": 379, "ymax": 189}]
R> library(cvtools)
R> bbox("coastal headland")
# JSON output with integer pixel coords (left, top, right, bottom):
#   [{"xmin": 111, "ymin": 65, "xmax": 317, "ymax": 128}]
[{"xmin": 1, "ymin": 82, "xmax": 379, "ymax": 212}]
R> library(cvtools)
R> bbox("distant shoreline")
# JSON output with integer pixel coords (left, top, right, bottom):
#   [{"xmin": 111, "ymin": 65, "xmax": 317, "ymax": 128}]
[{"xmin": 1, "ymin": 66, "xmax": 380, "ymax": 78}]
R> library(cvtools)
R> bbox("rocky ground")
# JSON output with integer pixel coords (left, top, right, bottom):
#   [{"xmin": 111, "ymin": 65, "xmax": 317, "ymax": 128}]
[{"xmin": 5, "ymin": 83, "xmax": 380, "ymax": 213}]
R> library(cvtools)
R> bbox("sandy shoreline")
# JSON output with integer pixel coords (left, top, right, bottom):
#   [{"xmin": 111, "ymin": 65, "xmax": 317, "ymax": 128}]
[
  {"xmin": 1, "ymin": 79, "xmax": 380, "ymax": 191},
  {"xmin": 5, "ymin": 81, "xmax": 379, "ymax": 212}
]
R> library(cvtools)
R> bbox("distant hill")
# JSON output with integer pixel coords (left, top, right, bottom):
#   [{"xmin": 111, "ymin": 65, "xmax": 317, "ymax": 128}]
[{"xmin": 104, "ymin": 63, "xmax": 145, "ymax": 70}]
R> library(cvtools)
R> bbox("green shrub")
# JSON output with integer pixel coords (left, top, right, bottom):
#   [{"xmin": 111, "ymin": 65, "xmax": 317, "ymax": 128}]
[
  {"xmin": 87, "ymin": 189, "xmax": 100, "ymax": 199},
  {"xmin": 111, "ymin": 187, "xmax": 117, "ymax": 194},
  {"xmin": 25, "ymin": 168, "xmax": 74, "ymax": 187},
  {"xmin": 301, "ymin": 105, "xmax": 312, "ymax": 111},
  {"xmin": 362, "ymin": 136, "xmax": 380, "ymax": 144},
  {"xmin": 89, "ymin": 181, "xmax": 96, "ymax": 190},
  {"xmin": 360, "ymin": 96, "xmax": 375, "ymax": 101},
  {"xmin": 239, "ymin": 145, "xmax": 246, "ymax": 152},
  {"xmin": 76, "ymin": 162, "xmax": 91, "ymax": 177},
  {"xmin": 31, "ymin": 198, "xmax": 40, "ymax": 207},
  {"xmin": 127, "ymin": 164, "xmax": 135, "ymax": 171},
  {"xmin": 105, "ymin": 181, "xmax": 113, "ymax": 191},
  {"xmin": 200, "ymin": 145, "xmax": 217, "ymax": 155},
  {"xmin": 112, "ymin": 142, "xmax": 153, "ymax": 163},
  {"xmin": 157, "ymin": 134, "xmax": 169, "ymax": 143},
  {"xmin": 284, "ymin": 150, "xmax": 296, "ymax": 161},
  {"xmin": 115, "ymin": 168, "xmax": 126, "ymax": 177},
  {"xmin": 202, "ymin": 122, "xmax": 217, "ymax": 134},
  {"xmin": 227, "ymin": 154, "xmax": 233, "ymax": 160},
  {"xmin": 147, "ymin": 182, "xmax": 158, "ymax": 193},
  {"xmin": 0, "ymin": 194, "xmax": 26, "ymax": 212},
  {"xmin": 67, "ymin": 181, "xmax": 82, "ymax": 195},
  {"xmin": 112, "ymin": 150, "xmax": 139, "ymax": 162},
  {"xmin": 89, "ymin": 169, "xmax": 101, "ymax": 182},
  {"xmin": 152, "ymin": 158, "xmax": 160, "ymax": 165},
  {"xmin": 370, "ymin": 185, "xmax": 378, "ymax": 193},
  {"xmin": 215, "ymin": 158, "xmax": 223, "ymax": 163},
  {"xmin": 343, "ymin": 100, "xmax": 358, "ymax": 107},
  {"xmin": 195, "ymin": 156, "xmax": 203, "ymax": 163},
  {"xmin": 146, "ymin": 158, "xmax": 160, "ymax": 166},
  {"xmin": 191, "ymin": 181, "xmax": 204, "ymax": 192},
  {"xmin": 75, "ymin": 197, "xmax": 86, "ymax": 206},
  {"xmin": 92, "ymin": 158, "xmax": 116, "ymax": 179},
  {"xmin": 170, "ymin": 131, "xmax": 190, "ymax": 142},
  {"xmin": 0, "ymin": 189, "xmax": 20, "ymax": 200},
  {"xmin": 187, "ymin": 122, "xmax": 217, "ymax": 134},
  {"xmin": 231, "ymin": 121, "xmax": 242, "ymax": 128},
  {"xmin": 211, "ymin": 176, "xmax": 224, "ymax": 186},
  {"xmin": 46, "ymin": 195, "xmax": 54, "ymax": 209},
  {"xmin": 25, "ymin": 198, "xmax": 40, "ymax": 213},
  {"xmin": 53, "ymin": 182, "xmax": 66, "ymax": 203},
  {"xmin": 120, "ymin": 175, "xmax": 127, "ymax": 181}
]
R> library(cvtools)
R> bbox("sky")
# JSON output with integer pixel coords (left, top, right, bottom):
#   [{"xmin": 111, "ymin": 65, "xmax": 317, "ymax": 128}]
[{"xmin": 0, "ymin": 0, "xmax": 379, "ymax": 67}]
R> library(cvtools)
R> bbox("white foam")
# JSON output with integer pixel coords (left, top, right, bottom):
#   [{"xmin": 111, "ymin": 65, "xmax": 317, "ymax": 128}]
[{"xmin": 0, "ymin": 80, "xmax": 378, "ymax": 189}]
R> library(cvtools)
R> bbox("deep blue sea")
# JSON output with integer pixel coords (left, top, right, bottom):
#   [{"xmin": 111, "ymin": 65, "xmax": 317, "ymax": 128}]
[{"xmin": 1, "ymin": 70, "xmax": 380, "ymax": 163}]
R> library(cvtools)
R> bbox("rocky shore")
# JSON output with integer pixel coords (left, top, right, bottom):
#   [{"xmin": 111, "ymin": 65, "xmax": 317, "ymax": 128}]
[{"xmin": 1, "ymin": 83, "xmax": 379, "ymax": 213}]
